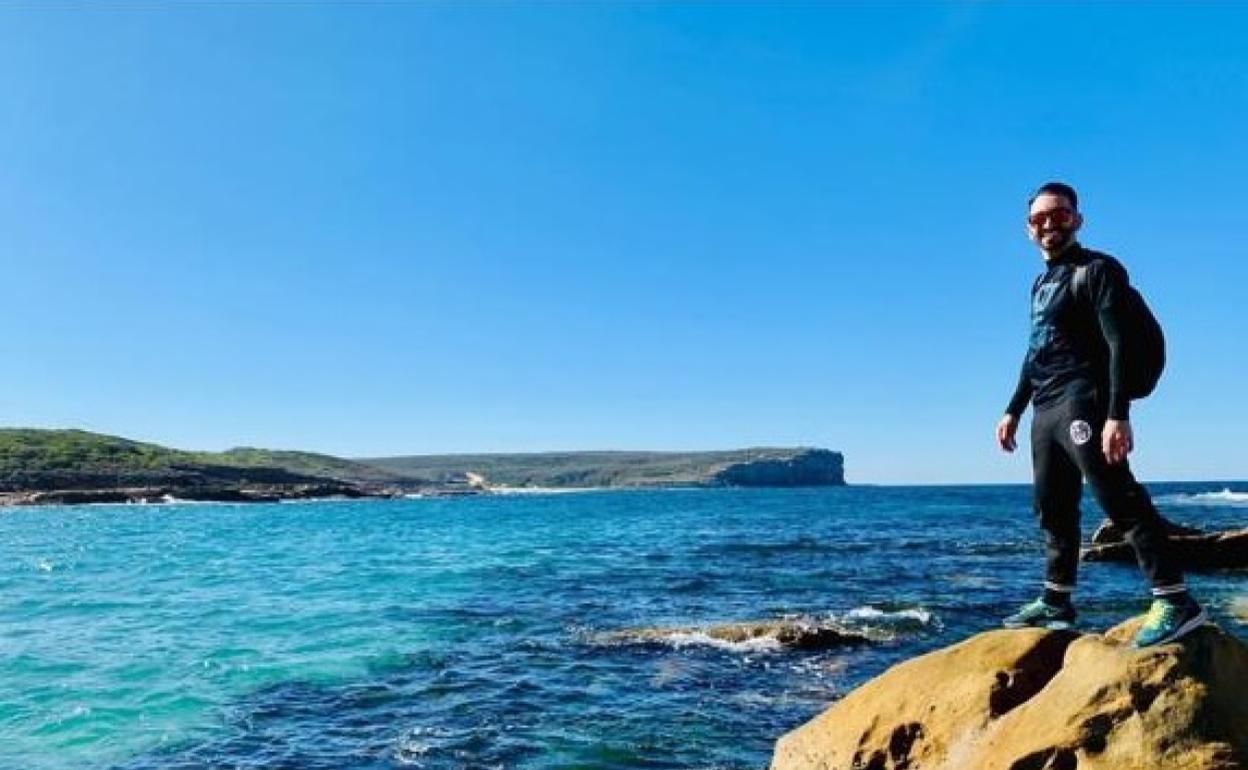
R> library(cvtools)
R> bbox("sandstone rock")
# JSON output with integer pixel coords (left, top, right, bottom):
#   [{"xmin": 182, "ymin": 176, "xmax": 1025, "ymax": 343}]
[{"xmin": 771, "ymin": 620, "xmax": 1247, "ymax": 770}]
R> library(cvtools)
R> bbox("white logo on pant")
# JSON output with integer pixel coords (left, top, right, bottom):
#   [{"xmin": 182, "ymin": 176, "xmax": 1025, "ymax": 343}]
[{"xmin": 1069, "ymin": 420, "xmax": 1093, "ymax": 446}]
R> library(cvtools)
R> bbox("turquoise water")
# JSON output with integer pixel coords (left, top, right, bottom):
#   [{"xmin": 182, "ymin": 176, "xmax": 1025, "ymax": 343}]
[{"xmin": 1, "ymin": 485, "xmax": 1244, "ymax": 769}]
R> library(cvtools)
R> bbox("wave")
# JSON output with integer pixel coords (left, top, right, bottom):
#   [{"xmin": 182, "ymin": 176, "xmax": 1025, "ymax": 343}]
[
  {"xmin": 843, "ymin": 605, "xmax": 936, "ymax": 627},
  {"xmin": 640, "ymin": 630, "xmax": 786, "ymax": 653},
  {"xmin": 158, "ymin": 496, "xmax": 229, "ymax": 506},
  {"xmin": 1158, "ymin": 488, "xmax": 1248, "ymax": 507}
]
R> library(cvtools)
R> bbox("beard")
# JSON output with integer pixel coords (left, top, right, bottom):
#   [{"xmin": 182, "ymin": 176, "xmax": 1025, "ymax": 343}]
[{"xmin": 1040, "ymin": 228, "xmax": 1074, "ymax": 252}]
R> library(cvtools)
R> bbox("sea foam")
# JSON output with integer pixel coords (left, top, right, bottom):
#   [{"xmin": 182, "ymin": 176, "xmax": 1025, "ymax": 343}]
[{"xmin": 1159, "ymin": 488, "xmax": 1248, "ymax": 507}]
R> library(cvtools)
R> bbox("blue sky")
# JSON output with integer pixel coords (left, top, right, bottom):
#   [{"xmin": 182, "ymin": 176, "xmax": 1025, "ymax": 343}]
[{"xmin": 1, "ymin": 3, "xmax": 1245, "ymax": 483}]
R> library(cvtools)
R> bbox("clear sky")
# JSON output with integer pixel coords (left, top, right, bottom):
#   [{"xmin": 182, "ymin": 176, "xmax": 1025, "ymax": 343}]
[{"xmin": 1, "ymin": 3, "xmax": 1245, "ymax": 484}]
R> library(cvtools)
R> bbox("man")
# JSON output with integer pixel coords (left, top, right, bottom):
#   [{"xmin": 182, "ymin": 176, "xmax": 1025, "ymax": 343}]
[{"xmin": 996, "ymin": 181, "xmax": 1205, "ymax": 647}]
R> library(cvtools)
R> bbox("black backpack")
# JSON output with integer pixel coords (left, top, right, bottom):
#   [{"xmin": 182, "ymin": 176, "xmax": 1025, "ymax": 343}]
[{"xmin": 1071, "ymin": 262, "xmax": 1166, "ymax": 400}]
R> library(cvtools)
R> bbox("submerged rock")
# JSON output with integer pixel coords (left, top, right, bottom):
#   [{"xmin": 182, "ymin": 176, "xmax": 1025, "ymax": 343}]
[
  {"xmin": 594, "ymin": 619, "xmax": 884, "ymax": 650},
  {"xmin": 771, "ymin": 619, "xmax": 1247, "ymax": 770}
]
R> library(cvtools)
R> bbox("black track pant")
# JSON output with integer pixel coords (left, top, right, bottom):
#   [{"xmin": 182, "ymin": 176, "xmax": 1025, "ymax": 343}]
[{"xmin": 1030, "ymin": 394, "xmax": 1183, "ymax": 595}]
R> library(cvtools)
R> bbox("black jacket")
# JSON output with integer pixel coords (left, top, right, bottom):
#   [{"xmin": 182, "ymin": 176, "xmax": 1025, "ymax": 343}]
[{"xmin": 1006, "ymin": 243, "xmax": 1132, "ymax": 420}]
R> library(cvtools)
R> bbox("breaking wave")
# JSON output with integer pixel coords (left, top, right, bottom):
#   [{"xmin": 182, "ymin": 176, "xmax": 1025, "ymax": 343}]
[{"xmin": 1158, "ymin": 489, "xmax": 1248, "ymax": 507}]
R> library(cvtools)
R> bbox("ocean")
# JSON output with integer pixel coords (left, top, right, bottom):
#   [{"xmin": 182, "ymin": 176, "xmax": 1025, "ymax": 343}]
[{"xmin": 1, "ymin": 484, "xmax": 1245, "ymax": 770}]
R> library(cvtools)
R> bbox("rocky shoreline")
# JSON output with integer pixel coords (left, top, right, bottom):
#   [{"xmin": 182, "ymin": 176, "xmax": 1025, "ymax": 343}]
[
  {"xmin": 771, "ymin": 618, "xmax": 1247, "ymax": 770},
  {"xmin": 0, "ymin": 483, "xmax": 374, "ymax": 507},
  {"xmin": 0, "ymin": 475, "xmax": 497, "ymax": 506},
  {"xmin": 0, "ymin": 482, "xmax": 500, "ymax": 507}
]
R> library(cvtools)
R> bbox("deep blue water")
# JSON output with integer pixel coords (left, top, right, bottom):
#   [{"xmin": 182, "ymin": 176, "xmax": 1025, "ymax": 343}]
[{"xmin": 1, "ymin": 484, "xmax": 1244, "ymax": 770}]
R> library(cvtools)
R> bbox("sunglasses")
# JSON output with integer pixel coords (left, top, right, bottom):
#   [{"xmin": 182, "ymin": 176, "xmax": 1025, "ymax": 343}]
[{"xmin": 1028, "ymin": 208, "xmax": 1075, "ymax": 227}]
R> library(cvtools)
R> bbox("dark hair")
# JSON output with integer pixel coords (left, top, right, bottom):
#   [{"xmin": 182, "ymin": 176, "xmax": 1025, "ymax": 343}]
[{"xmin": 1029, "ymin": 181, "xmax": 1078, "ymax": 211}]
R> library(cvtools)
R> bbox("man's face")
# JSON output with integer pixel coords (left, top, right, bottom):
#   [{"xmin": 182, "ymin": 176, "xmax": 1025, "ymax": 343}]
[{"xmin": 1027, "ymin": 192, "xmax": 1082, "ymax": 253}]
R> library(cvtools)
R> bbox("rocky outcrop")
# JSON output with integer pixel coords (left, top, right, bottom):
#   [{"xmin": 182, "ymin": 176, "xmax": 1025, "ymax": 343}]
[
  {"xmin": 1085, "ymin": 528, "xmax": 1248, "ymax": 570},
  {"xmin": 594, "ymin": 619, "xmax": 884, "ymax": 650},
  {"xmin": 1085, "ymin": 518, "xmax": 1248, "ymax": 570},
  {"xmin": 1090, "ymin": 517, "xmax": 1204, "ymax": 545},
  {"xmin": 771, "ymin": 620, "xmax": 1247, "ymax": 770},
  {"xmin": 714, "ymin": 449, "xmax": 845, "ymax": 487}
]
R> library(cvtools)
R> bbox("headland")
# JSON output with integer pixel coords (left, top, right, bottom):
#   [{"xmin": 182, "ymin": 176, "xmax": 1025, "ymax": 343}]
[{"xmin": 0, "ymin": 428, "xmax": 845, "ymax": 506}]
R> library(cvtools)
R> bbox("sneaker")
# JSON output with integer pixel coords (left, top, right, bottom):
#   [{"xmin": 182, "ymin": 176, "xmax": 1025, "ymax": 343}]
[
  {"xmin": 1133, "ymin": 597, "xmax": 1208, "ymax": 648},
  {"xmin": 1003, "ymin": 598, "xmax": 1077, "ymax": 630}
]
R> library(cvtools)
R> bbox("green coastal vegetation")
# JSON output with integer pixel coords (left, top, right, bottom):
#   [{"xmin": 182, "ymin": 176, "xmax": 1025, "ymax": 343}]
[
  {"xmin": 0, "ymin": 428, "xmax": 845, "ymax": 504},
  {"xmin": 0, "ymin": 429, "xmax": 403, "ymax": 505},
  {"xmin": 0, "ymin": 428, "xmax": 398, "ymax": 489}
]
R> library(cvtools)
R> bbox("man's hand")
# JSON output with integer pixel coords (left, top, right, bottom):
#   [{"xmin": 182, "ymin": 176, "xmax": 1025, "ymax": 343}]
[
  {"xmin": 996, "ymin": 414, "xmax": 1019, "ymax": 453},
  {"xmin": 1102, "ymin": 419, "xmax": 1133, "ymax": 464}
]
